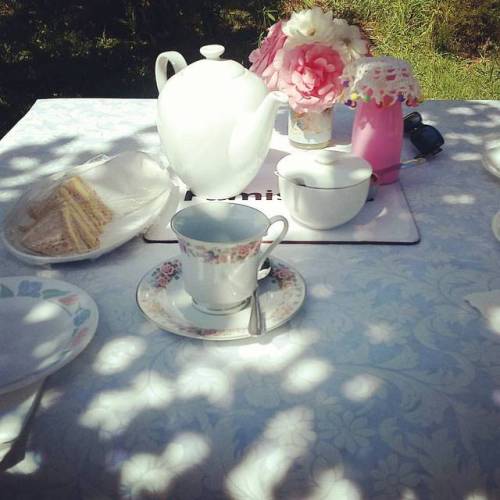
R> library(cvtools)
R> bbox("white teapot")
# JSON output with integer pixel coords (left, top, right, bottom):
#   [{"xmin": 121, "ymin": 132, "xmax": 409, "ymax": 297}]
[{"xmin": 155, "ymin": 44, "xmax": 287, "ymax": 199}]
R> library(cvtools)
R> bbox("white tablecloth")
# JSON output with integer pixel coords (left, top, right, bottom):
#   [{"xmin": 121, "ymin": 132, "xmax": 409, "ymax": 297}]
[{"xmin": 1, "ymin": 98, "xmax": 500, "ymax": 499}]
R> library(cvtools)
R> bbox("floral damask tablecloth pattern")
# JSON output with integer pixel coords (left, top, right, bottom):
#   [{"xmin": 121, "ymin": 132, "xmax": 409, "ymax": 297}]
[{"xmin": 0, "ymin": 99, "xmax": 500, "ymax": 499}]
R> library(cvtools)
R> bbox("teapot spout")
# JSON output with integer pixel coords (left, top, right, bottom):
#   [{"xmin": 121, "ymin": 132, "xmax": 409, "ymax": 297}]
[{"xmin": 228, "ymin": 91, "xmax": 288, "ymax": 174}]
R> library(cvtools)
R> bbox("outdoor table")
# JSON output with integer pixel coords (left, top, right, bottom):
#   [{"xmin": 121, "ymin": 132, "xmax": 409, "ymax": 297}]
[{"xmin": 0, "ymin": 98, "xmax": 500, "ymax": 499}]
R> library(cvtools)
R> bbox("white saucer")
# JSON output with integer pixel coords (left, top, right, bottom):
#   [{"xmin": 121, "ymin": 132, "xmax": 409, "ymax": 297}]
[
  {"xmin": 136, "ymin": 256, "xmax": 306, "ymax": 341},
  {"xmin": 0, "ymin": 276, "xmax": 98, "ymax": 395}
]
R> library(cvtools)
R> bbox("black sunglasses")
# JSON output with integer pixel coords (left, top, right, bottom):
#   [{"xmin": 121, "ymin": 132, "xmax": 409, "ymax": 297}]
[{"xmin": 404, "ymin": 111, "xmax": 444, "ymax": 158}]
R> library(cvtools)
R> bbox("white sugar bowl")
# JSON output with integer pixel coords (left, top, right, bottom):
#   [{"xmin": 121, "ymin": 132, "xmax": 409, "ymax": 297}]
[{"xmin": 276, "ymin": 150, "xmax": 372, "ymax": 230}]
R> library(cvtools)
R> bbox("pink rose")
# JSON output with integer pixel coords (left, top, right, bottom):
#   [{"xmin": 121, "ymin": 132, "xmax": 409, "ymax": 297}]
[
  {"xmin": 273, "ymin": 43, "xmax": 345, "ymax": 113},
  {"xmin": 249, "ymin": 21, "xmax": 287, "ymax": 87}
]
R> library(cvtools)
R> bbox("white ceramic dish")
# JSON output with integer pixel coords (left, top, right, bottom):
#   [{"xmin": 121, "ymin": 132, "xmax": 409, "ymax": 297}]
[
  {"xmin": 276, "ymin": 150, "xmax": 372, "ymax": 230},
  {"xmin": 482, "ymin": 134, "xmax": 500, "ymax": 179},
  {"xmin": 1, "ymin": 151, "xmax": 175, "ymax": 265},
  {"xmin": 0, "ymin": 276, "xmax": 98, "ymax": 395},
  {"xmin": 136, "ymin": 256, "xmax": 306, "ymax": 341},
  {"xmin": 492, "ymin": 211, "xmax": 500, "ymax": 242}
]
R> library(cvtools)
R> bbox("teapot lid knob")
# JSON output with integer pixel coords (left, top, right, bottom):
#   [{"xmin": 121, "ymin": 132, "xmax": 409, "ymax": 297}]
[{"xmin": 200, "ymin": 44, "xmax": 225, "ymax": 60}]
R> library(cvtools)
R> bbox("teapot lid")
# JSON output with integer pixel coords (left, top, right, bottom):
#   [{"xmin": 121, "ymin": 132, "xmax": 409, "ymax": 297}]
[
  {"xmin": 180, "ymin": 44, "xmax": 245, "ymax": 81},
  {"xmin": 276, "ymin": 150, "xmax": 372, "ymax": 189}
]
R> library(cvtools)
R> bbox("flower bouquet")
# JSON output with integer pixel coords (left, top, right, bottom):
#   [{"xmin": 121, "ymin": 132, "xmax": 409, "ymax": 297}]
[{"xmin": 249, "ymin": 6, "xmax": 370, "ymax": 149}]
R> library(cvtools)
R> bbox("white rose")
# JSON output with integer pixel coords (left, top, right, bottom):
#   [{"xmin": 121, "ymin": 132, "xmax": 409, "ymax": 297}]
[
  {"xmin": 283, "ymin": 6, "xmax": 337, "ymax": 48},
  {"xmin": 331, "ymin": 18, "xmax": 370, "ymax": 62}
]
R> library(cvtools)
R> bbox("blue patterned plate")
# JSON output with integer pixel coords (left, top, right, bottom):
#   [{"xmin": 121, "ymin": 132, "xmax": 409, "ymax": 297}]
[
  {"xmin": 136, "ymin": 256, "xmax": 306, "ymax": 341},
  {"xmin": 0, "ymin": 276, "xmax": 98, "ymax": 395}
]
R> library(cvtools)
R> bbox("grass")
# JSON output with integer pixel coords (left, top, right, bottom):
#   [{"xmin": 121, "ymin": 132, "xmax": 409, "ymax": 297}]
[
  {"xmin": 279, "ymin": 0, "xmax": 500, "ymax": 99},
  {"xmin": 0, "ymin": 0, "xmax": 498, "ymax": 138}
]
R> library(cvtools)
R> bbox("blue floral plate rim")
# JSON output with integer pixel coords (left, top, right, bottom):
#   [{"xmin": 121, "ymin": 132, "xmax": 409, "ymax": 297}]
[{"xmin": 0, "ymin": 276, "xmax": 98, "ymax": 395}]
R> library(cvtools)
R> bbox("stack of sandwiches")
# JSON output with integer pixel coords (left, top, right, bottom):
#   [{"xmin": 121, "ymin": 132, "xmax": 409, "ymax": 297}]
[{"xmin": 20, "ymin": 176, "xmax": 113, "ymax": 256}]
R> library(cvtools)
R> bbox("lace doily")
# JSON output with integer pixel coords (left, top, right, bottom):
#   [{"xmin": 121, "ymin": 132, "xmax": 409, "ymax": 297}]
[{"xmin": 341, "ymin": 56, "xmax": 422, "ymax": 108}]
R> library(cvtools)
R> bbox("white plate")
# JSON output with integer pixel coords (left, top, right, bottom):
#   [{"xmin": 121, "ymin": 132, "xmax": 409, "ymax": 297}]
[
  {"xmin": 492, "ymin": 211, "xmax": 500, "ymax": 242},
  {"xmin": 482, "ymin": 134, "xmax": 500, "ymax": 179},
  {"xmin": 0, "ymin": 276, "xmax": 98, "ymax": 395},
  {"xmin": 1, "ymin": 151, "xmax": 176, "ymax": 265},
  {"xmin": 136, "ymin": 256, "xmax": 306, "ymax": 341}
]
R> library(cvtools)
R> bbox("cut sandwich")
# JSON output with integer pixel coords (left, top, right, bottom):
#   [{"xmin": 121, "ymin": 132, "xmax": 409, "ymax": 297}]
[
  {"xmin": 21, "ymin": 175, "xmax": 113, "ymax": 256},
  {"xmin": 63, "ymin": 176, "xmax": 113, "ymax": 228},
  {"xmin": 21, "ymin": 203, "xmax": 88, "ymax": 256}
]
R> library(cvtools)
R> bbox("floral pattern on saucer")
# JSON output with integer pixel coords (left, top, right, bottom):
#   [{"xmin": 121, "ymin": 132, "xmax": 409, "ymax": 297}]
[
  {"xmin": 136, "ymin": 256, "xmax": 306, "ymax": 341},
  {"xmin": 149, "ymin": 259, "xmax": 182, "ymax": 288},
  {"xmin": 178, "ymin": 238, "xmax": 261, "ymax": 264}
]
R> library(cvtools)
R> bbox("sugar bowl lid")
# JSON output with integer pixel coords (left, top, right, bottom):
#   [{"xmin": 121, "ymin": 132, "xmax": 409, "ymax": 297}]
[{"xmin": 276, "ymin": 150, "xmax": 372, "ymax": 189}]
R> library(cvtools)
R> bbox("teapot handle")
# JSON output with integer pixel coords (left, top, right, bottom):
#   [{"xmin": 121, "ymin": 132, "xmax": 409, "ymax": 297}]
[{"xmin": 155, "ymin": 51, "xmax": 188, "ymax": 93}]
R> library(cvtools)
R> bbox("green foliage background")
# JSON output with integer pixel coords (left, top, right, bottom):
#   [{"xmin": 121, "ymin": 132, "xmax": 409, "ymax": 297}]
[{"xmin": 0, "ymin": 0, "xmax": 498, "ymax": 138}]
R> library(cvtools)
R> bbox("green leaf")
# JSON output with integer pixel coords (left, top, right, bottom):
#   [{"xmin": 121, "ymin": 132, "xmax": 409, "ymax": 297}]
[{"xmin": 42, "ymin": 289, "xmax": 68, "ymax": 299}]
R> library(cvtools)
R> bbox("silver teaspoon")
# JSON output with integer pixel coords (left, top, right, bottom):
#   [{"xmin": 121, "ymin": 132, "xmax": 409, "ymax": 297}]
[
  {"xmin": 249, "ymin": 258, "xmax": 271, "ymax": 336},
  {"xmin": 248, "ymin": 287, "xmax": 263, "ymax": 336},
  {"xmin": 257, "ymin": 258, "xmax": 271, "ymax": 281}
]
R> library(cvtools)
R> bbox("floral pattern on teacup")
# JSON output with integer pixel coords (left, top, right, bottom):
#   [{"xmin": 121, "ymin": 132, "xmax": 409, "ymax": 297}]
[{"xmin": 178, "ymin": 239, "xmax": 261, "ymax": 264}]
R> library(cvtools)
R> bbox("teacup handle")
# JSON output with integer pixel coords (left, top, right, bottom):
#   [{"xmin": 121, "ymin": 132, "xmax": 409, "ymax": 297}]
[{"xmin": 258, "ymin": 215, "xmax": 289, "ymax": 268}]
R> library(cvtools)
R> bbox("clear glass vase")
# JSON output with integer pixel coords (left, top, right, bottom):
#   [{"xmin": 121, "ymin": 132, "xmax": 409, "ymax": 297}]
[{"xmin": 288, "ymin": 107, "xmax": 333, "ymax": 150}]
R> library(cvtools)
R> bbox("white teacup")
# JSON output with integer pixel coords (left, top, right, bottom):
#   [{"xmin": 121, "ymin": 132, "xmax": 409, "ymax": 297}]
[{"xmin": 171, "ymin": 202, "xmax": 288, "ymax": 315}]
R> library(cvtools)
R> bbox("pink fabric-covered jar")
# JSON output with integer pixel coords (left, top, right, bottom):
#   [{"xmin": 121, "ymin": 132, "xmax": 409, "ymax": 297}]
[
  {"xmin": 351, "ymin": 100, "xmax": 403, "ymax": 184},
  {"xmin": 342, "ymin": 56, "xmax": 422, "ymax": 184}
]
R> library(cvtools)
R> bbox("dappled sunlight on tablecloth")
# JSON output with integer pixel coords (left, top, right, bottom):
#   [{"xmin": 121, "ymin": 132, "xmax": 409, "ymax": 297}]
[
  {"xmin": 93, "ymin": 336, "xmax": 147, "ymax": 375},
  {"xmin": 365, "ymin": 322, "xmax": 397, "ymax": 344},
  {"xmin": 282, "ymin": 358, "xmax": 333, "ymax": 394},
  {"xmin": 450, "ymin": 152, "xmax": 482, "ymax": 162},
  {"xmin": 176, "ymin": 365, "xmax": 232, "ymax": 406},
  {"xmin": 342, "ymin": 374, "xmax": 382, "ymax": 402},
  {"xmin": 442, "ymin": 194, "xmax": 476, "ymax": 205},
  {"xmin": 465, "ymin": 491, "xmax": 489, "ymax": 500},
  {"xmin": 79, "ymin": 372, "xmax": 175, "ymax": 434},
  {"xmin": 120, "ymin": 433, "xmax": 210, "ymax": 498},
  {"xmin": 226, "ymin": 406, "xmax": 315, "ymax": 500},
  {"xmin": 308, "ymin": 467, "xmax": 362, "ymax": 500}
]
